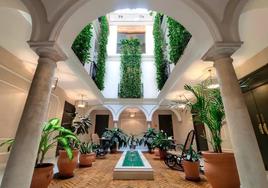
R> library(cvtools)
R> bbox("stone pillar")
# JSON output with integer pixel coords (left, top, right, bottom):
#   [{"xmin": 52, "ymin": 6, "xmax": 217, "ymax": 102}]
[
  {"xmin": 0, "ymin": 42, "xmax": 66, "ymax": 188},
  {"xmin": 203, "ymin": 42, "xmax": 268, "ymax": 188},
  {"xmin": 114, "ymin": 121, "xmax": 118, "ymax": 128},
  {"xmin": 147, "ymin": 121, "xmax": 152, "ymax": 129}
]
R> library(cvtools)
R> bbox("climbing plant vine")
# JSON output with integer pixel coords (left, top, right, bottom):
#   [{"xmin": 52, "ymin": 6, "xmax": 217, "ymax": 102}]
[
  {"xmin": 153, "ymin": 13, "xmax": 168, "ymax": 91},
  {"xmin": 72, "ymin": 24, "xmax": 93, "ymax": 65},
  {"xmin": 119, "ymin": 39, "xmax": 142, "ymax": 98},
  {"xmin": 167, "ymin": 17, "xmax": 191, "ymax": 64},
  {"xmin": 95, "ymin": 16, "xmax": 109, "ymax": 90}
]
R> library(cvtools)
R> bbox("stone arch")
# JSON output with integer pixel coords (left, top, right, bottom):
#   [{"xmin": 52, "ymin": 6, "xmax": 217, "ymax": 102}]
[
  {"xmin": 149, "ymin": 106, "xmax": 182, "ymax": 122},
  {"xmin": 86, "ymin": 105, "xmax": 116, "ymax": 120},
  {"xmin": 115, "ymin": 105, "xmax": 150, "ymax": 121},
  {"xmin": 54, "ymin": 0, "xmax": 220, "ymax": 50}
]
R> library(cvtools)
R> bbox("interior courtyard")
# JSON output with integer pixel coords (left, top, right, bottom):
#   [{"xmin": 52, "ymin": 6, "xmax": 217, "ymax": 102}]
[{"xmin": 0, "ymin": 0, "xmax": 268, "ymax": 188}]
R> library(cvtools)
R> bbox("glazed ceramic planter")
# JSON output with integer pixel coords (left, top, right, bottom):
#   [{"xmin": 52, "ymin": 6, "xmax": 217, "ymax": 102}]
[
  {"xmin": 57, "ymin": 150, "xmax": 79, "ymax": 178},
  {"xmin": 30, "ymin": 163, "xmax": 54, "ymax": 188},
  {"xmin": 182, "ymin": 160, "xmax": 200, "ymax": 181},
  {"xmin": 202, "ymin": 152, "xmax": 240, "ymax": 188}
]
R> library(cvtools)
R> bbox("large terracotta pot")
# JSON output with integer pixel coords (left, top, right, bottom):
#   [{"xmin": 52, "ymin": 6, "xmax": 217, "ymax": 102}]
[
  {"xmin": 148, "ymin": 146, "xmax": 154, "ymax": 154},
  {"xmin": 202, "ymin": 152, "xmax": 240, "ymax": 188},
  {"xmin": 92, "ymin": 152, "xmax": 96, "ymax": 162},
  {"xmin": 154, "ymin": 148, "xmax": 160, "ymax": 156},
  {"xmin": 30, "ymin": 163, "xmax": 54, "ymax": 188},
  {"xmin": 110, "ymin": 144, "xmax": 117, "ymax": 153},
  {"xmin": 57, "ymin": 149, "xmax": 79, "ymax": 178},
  {"xmin": 182, "ymin": 160, "xmax": 200, "ymax": 181},
  {"xmin": 79, "ymin": 153, "xmax": 95, "ymax": 167},
  {"xmin": 159, "ymin": 149, "xmax": 167, "ymax": 160}
]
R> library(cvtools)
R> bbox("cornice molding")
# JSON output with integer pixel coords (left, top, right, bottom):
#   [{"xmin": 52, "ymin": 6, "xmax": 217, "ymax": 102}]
[
  {"xmin": 28, "ymin": 41, "xmax": 67, "ymax": 62},
  {"xmin": 202, "ymin": 42, "xmax": 243, "ymax": 62}
]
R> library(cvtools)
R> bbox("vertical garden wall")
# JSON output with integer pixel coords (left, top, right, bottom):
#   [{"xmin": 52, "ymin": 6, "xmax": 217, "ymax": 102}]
[
  {"xmin": 119, "ymin": 39, "xmax": 142, "ymax": 98},
  {"xmin": 153, "ymin": 13, "xmax": 168, "ymax": 91},
  {"xmin": 72, "ymin": 24, "xmax": 93, "ymax": 65},
  {"xmin": 153, "ymin": 13, "xmax": 191, "ymax": 91},
  {"xmin": 95, "ymin": 16, "xmax": 109, "ymax": 90},
  {"xmin": 167, "ymin": 17, "xmax": 191, "ymax": 64}
]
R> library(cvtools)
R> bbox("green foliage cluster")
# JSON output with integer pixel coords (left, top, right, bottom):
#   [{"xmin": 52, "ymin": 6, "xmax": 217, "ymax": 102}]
[
  {"xmin": 184, "ymin": 84, "xmax": 225, "ymax": 153},
  {"xmin": 102, "ymin": 128, "xmax": 128, "ymax": 148},
  {"xmin": 0, "ymin": 118, "xmax": 78, "ymax": 165},
  {"xmin": 119, "ymin": 38, "xmax": 142, "ymax": 98},
  {"xmin": 95, "ymin": 16, "xmax": 109, "ymax": 90},
  {"xmin": 72, "ymin": 24, "xmax": 93, "ymax": 65},
  {"xmin": 151, "ymin": 130, "xmax": 173, "ymax": 151},
  {"xmin": 153, "ymin": 13, "xmax": 168, "ymax": 90},
  {"xmin": 167, "ymin": 17, "xmax": 191, "ymax": 64}
]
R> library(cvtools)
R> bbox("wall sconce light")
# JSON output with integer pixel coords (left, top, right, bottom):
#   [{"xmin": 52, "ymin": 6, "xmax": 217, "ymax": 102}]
[
  {"xmin": 51, "ymin": 77, "xmax": 58, "ymax": 90},
  {"xmin": 77, "ymin": 94, "xmax": 86, "ymax": 108}
]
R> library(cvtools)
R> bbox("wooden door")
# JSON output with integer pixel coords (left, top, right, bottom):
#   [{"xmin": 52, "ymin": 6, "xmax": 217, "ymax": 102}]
[
  {"xmin": 158, "ymin": 115, "xmax": 173, "ymax": 137},
  {"xmin": 244, "ymin": 84, "xmax": 268, "ymax": 170},
  {"xmin": 95, "ymin": 115, "xmax": 109, "ymax": 137}
]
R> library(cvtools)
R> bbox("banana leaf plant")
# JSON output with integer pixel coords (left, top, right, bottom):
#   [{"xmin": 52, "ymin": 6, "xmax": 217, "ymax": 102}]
[
  {"xmin": 102, "ymin": 128, "xmax": 128, "ymax": 150},
  {"xmin": 184, "ymin": 84, "xmax": 225, "ymax": 153},
  {"xmin": 0, "ymin": 118, "xmax": 79, "ymax": 165}
]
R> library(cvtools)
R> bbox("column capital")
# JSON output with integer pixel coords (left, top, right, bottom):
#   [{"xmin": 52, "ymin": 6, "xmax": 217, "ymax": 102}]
[
  {"xmin": 28, "ymin": 41, "xmax": 67, "ymax": 62},
  {"xmin": 202, "ymin": 42, "xmax": 243, "ymax": 62}
]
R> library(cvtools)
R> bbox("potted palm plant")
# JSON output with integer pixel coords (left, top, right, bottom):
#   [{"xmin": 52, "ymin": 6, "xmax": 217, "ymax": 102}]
[
  {"xmin": 139, "ymin": 128, "xmax": 157, "ymax": 153},
  {"xmin": 152, "ymin": 130, "xmax": 173, "ymax": 159},
  {"xmin": 79, "ymin": 142, "xmax": 95, "ymax": 167},
  {"xmin": 57, "ymin": 115, "xmax": 91, "ymax": 177},
  {"xmin": 185, "ymin": 84, "xmax": 240, "ymax": 188},
  {"xmin": 182, "ymin": 145, "xmax": 200, "ymax": 181},
  {"xmin": 127, "ymin": 134, "xmax": 139, "ymax": 150},
  {"xmin": 102, "ymin": 128, "xmax": 128, "ymax": 153},
  {"xmin": 0, "ymin": 118, "xmax": 77, "ymax": 188}
]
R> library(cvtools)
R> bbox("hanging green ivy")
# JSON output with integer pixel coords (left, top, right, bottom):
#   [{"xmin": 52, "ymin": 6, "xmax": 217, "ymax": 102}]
[
  {"xmin": 167, "ymin": 17, "xmax": 191, "ymax": 64},
  {"xmin": 95, "ymin": 16, "xmax": 109, "ymax": 90},
  {"xmin": 153, "ymin": 13, "xmax": 168, "ymax": 90},
  {"xmin": 119, "ymin": 39, "xmax": 142, "ymax": 98},
  {"xmin": 72, "ymin": 24, "xmax": 93, "ymax": 65}
]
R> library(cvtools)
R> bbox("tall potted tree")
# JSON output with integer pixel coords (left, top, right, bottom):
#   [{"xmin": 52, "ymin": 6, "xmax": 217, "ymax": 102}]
[
  {"xmin": 184, "ymin": 84, "xmax": 240, "ymax": 188},
  {"xmin": 139, "ymin": 128, "xmax": 157, "ymax": 153},
  {"xmin": 0, "ymin": 118, "xmax": 77, "ymax": 188},
  {"xmin": 102, "ymin": 128, "xmax": 128, "ymax": 153}
]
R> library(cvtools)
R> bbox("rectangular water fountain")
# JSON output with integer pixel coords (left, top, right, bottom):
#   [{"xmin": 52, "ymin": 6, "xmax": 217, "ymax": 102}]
[{"xmin": 113, "ymin": 150, "xmax": 154, "ymax": 180}]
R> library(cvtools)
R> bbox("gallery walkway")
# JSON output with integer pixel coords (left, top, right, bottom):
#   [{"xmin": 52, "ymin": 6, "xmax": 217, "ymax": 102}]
[{"xmin": 50, "ymin": 152, "xmax": 211, "ymax": 188}]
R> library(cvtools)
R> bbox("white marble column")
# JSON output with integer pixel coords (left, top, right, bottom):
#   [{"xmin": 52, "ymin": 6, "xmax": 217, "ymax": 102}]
[
  {"xmin": 114, "ymin": 121, "xmax": 118, "ymax": 128},
  {"xmin": 0, "ymin": 43, "xmax": 66, "ymax": 188},
  {"xmin": 147, "ymin": 121, "xmax": 152, "ymax": 129},
  {"xmin": 203, "ymin": 42, "xmax": 268, "ymax": 188}
]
